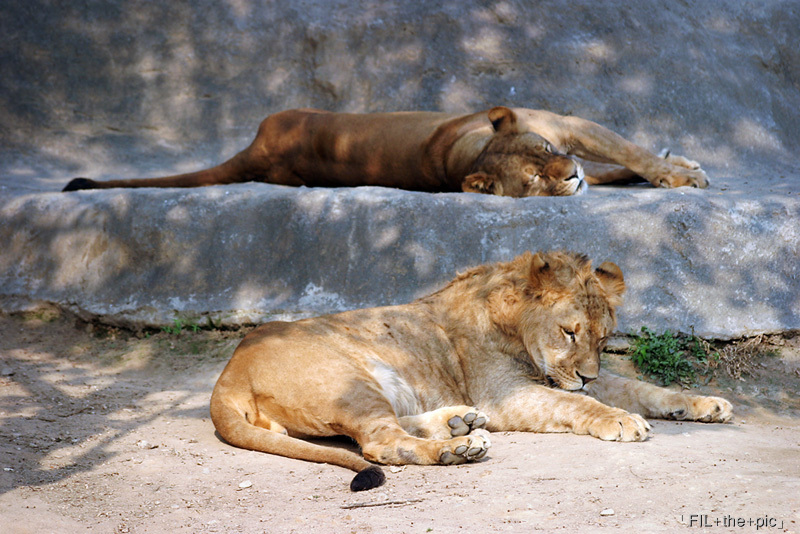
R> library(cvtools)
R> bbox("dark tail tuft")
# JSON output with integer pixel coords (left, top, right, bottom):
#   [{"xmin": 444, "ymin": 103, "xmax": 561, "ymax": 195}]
[
  {"xmin": 63, "ymin": 178, "xmax": 98, "ymax": 192},
  {"xmin": 349, "ymin": 465, "xmax": 386, "ymax": 492}
]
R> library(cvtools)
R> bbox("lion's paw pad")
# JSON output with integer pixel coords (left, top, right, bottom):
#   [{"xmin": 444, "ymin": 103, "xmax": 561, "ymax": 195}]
[
  {"xmin": 440, "ymin": 431, "xmax": 491, "ymax": 465},
  {"xmin": 447, "ymin": 409, "xmax": 488, "ymax": 437}
]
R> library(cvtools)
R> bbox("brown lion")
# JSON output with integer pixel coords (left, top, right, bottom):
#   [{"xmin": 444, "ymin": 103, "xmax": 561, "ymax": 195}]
[
  {"xmin": 209, "ymin": 251, "xmax": 731, "ymax": 491},
  {"xmin": 64, "ymin": 107, "xmax": 708, "ymax": 196}
]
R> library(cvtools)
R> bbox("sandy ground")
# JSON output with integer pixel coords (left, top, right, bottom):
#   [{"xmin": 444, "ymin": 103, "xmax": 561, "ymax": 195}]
[{"xmin": 1, "ymin": 312, "xmax": 799, "ymax": 534}]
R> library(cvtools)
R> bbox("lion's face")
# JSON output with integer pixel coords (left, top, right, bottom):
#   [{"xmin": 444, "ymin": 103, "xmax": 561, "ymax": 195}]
[
  {"xmin": 517, "ymin": 252, "xmax": 625, "ymax": 391},
  {"xmin": 462, "ymin": 108, "xmax": 587, "ymax": 197},
  {"xmin": 464, "ymin": 133, "xmax": 586, "ymax": 197}
]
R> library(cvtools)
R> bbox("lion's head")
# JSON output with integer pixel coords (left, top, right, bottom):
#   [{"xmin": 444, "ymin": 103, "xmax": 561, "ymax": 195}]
[
  {"xmin": 462, "ymin": 107, "xmax": 587, "ymax": 197},
  {"xmin": 486, "ymin": 251, "xmax": 625, "ymax": 391},
  {"xmin": 523, "ymin": 252, "xmax": 624, "ymax": 391}
]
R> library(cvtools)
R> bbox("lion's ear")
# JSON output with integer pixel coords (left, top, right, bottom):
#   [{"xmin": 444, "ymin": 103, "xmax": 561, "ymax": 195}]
[
  {"xmin": 595, "ymin": 261, "xmax": 626, "ymax": 304},
  {"xmin": 462, "ymin": 172, "xmax": 498, "ymax": 194},
  {"xmin": 488, "ymin": 106, "xmax": 518, "ymax": 133},
  {"xmin": 529, "ymin": 252, "xmax": 579, "ymax": 295},
  {"xmin": 528, "ymin": 252, "xmax": 559, "ymax": 290}
]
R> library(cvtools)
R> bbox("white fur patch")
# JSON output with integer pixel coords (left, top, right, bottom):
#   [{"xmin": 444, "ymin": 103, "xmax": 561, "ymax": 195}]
[
  {"xmin": 573, "ymin": 165, "xmax": 588, "ymax": 195},
  {"xmin": 368, "ymin": 360, "xmax": 421, "ymax": 417}
]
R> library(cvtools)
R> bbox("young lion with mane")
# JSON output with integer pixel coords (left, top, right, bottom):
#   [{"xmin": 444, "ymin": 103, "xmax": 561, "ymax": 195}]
[{"xmin": 210, "ymin": 251, "xmax": 731, "ymax": 491}]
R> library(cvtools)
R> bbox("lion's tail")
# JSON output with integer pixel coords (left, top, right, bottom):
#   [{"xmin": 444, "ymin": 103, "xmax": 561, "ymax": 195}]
[
  {"xmin": 62, "ymin": 150, "xmax": 258, "ymax": 191},
  {"xmin": 209, "ymin": 390, "xmax": 385, "ymax": 492}
]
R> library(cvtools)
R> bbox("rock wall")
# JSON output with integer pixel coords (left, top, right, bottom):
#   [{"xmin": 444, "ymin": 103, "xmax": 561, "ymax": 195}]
[
  {"xmin": 2, "ymin": 0, "xmax": 799, "ymax": 187},
  {"xmin": 2, "ymin": 0, "xmax": 799, "ymax": 338}
]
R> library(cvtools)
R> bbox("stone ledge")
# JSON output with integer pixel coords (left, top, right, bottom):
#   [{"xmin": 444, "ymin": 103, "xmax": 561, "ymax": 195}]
[{"xmin": 2, "ymin": 183, "xmax": 798, "ymax": 339}]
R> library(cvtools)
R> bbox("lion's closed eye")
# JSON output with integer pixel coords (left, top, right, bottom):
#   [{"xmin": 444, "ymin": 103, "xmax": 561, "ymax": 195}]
[{"xmin": 562, "ymin": 328, "xmax": 576, "ymax": 343}]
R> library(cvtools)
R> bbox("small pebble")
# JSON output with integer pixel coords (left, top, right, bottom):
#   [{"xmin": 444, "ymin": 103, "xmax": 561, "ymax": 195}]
[
  {"xmin": 238, "ymin": 480, "xmax": 253, "ymax": 489},
  {"xmin": 600, "ymin": 508, "xmax": 615, "ymax": 516},
  {"xmin": 136, "ymin": 440, "xmax": 158, "ymax": 450}
]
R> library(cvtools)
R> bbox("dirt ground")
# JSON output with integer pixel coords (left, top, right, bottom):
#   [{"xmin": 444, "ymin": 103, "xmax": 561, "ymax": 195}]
[{"xmin": 1, "ymin": 312, "xmax": 798, "ymax": 534}]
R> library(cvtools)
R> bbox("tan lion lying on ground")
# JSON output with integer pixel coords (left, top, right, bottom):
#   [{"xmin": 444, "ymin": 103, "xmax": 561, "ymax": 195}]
[
  {"xmin": 210, "ymin": 251, "xmax": 731, "ymax": 491},
  {"xmin": 64, "ymin": 107, "xmax": 708, "ymax": 196}
]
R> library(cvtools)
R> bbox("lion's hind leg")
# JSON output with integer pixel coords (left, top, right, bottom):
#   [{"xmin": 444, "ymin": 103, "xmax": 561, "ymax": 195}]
[
  {"xmin": 209, "ymin": 389, "xmax": 385, "ymax": 491},
  {"xmin": 247, "ymin": 410, "xmax": 289, "ymax": 435},
  {"xmin": 357, "ymin": 415, "xmax": 491, "ymax": 467},
  {"xmin": 586, "ymin": 370, "xmax": 733, "ymax": 423},
  {"xmin": 398, "ymin": 405, "xmax": 489, "ymax": 439}
]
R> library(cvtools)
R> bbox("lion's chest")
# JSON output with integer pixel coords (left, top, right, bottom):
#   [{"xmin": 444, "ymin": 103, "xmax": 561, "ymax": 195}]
[{"xmin": 367, "ymin": 360, "xmax": 422, "ymax": 417}]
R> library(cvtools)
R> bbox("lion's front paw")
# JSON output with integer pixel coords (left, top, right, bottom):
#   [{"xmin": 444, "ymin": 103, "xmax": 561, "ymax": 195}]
[
  {"xmin": 588, "ymin": 411, "xmax": 650, "ymax": 442},
  {"xmin": 439, "ymin": 430, "xmax": 491, "ymax": 464},
  {"xmin": 447, "ymin": 409, "xmax": 488, "ymax": 437}
]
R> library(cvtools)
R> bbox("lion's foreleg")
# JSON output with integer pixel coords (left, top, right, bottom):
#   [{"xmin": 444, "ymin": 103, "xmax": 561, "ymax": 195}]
[{"xmin": 585, "ymin": 370, "xmax": 733, "ymax": 423}]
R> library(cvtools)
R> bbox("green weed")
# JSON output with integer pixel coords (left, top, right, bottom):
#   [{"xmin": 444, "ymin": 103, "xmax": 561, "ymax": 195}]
[
  {"xmin": 628, "ymin": 326, "xmax": 719, "ymax": 387},
  {"xmin": 161, "ymin": 318, "xmax": 201, "ymax": 336}
]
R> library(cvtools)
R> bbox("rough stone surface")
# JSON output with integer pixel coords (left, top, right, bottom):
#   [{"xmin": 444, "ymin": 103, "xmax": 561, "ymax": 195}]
[
  {"xmin": 2, "ymin": 183, "xmax": 799, "ymax": 339},
  {"xmin": 1, "ymin": 0, "xmax": 799, "ymax": 338}
]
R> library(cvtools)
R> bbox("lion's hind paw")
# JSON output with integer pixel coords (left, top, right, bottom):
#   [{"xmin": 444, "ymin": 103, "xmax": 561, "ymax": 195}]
[
  {"xmin": 659, "ymin": 149, "xmax": 702, "ymax": 171},
  {"xmin": 447, "ymin": 409, "xmax": 488, "ymax": 437},
  {"xmin": 693, "ymin": 396, "xmax": 733, "ymax": 423},
  {"xmin": 663, "ymin": 395, "xmax": 733, "ymax": 423},
  {"xmin": 439, "ymin": 430, "xmax": 491, "ymax": 465}
]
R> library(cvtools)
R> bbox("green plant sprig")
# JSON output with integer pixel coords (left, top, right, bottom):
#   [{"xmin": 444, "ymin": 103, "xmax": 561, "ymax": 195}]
[{"xmin": 628, "ymin": 326, "xmax": 719, "ymax": 387}]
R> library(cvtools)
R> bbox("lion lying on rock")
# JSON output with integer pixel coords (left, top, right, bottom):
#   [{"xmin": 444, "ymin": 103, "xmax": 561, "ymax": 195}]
[
  {"xmin": 210, "ymin": 251, "xmax": 731, "ymax": 491},
  {"xmin": 64, "ymin": 107, "xmax": 708, "ymax": 196}
]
